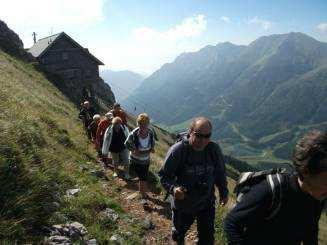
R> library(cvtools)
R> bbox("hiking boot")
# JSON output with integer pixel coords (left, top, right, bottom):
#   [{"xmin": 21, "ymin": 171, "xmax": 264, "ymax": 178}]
[{"xmin": 140, "ymin": 198, "xmax": 151, "ymax": 211}]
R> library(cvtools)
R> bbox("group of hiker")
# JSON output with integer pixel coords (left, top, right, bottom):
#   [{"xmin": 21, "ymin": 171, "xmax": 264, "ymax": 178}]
[
  {"xmin": 78, "ymin": 101, "xmax": 155, "ymax": 200},
  {"xmin": 79, "ymin": 101, "xmax": 327, "ymax": 245}
]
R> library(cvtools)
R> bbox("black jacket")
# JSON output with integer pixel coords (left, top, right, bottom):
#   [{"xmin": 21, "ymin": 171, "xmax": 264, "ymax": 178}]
[
  {"xmin": 159, "ymin": 140, "xmax": 228, "ymax": 212},
  {"xmin": 78, "ymin": 107, "xmax": 96, "ymax": 127},
  {"xmin": 224, "ymin": 174, "xmax": 324, "ymax": 245}
]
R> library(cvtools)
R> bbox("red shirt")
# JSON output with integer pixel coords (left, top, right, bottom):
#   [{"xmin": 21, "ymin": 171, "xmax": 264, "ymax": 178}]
[
  {"xmin": 95, "ymin": 119, "xmax": 111, "ymax": 149},
  {"xmin": 112, "ymin": 110, "xmax": 127, "ymax": 125}
]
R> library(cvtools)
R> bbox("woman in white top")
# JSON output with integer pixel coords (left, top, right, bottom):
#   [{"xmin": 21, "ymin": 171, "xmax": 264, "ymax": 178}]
[
  {"xmin": 102, "ymin": 117, "xmax": 130, "ymax": 178},
  {"xmin": 125, "ymin": 113, "xmax": 155, "ymax": 199}
]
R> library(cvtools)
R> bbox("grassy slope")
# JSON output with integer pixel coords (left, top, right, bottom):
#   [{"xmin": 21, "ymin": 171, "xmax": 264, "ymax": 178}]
[
  {"xmin": 0, "ymin": 50, "xmax": 232, "ymax": 244},
  {"xmin": 0, "ymin": 50, "xmax": 145, "ymax": 243}
]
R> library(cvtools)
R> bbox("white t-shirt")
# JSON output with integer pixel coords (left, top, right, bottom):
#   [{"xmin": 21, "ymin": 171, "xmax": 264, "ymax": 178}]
[
  {"xmin": 132, "ymin": 134, "xmax": 151, "ymax": 161},
  {"xmin": 139, "ymin": 135, "xmax": 150, "ymax": 151}
]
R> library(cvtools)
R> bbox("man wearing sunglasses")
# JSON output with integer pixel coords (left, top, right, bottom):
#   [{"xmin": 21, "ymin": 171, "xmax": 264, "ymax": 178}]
[{"xmin": 159, "ymin": 117, "xmax": 229, "ymax": 245}]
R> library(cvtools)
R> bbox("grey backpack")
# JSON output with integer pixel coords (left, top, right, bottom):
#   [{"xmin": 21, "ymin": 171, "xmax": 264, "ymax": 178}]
[{"xmin": 234, "ymin": 168, "xmax": 288, "ymax": 220}]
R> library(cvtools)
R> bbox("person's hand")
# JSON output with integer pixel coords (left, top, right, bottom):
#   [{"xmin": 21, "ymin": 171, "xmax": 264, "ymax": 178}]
[
  {"xmin": 174, "ymin": 186, "xmax": 186, "ymax": 200},
  {"xmin": 132, "ymin": 149, "xmax": 140, "ymax": 155},
  {"xmin": 220, "ymin": 197, "xmax": 229, "ymax": 207}
]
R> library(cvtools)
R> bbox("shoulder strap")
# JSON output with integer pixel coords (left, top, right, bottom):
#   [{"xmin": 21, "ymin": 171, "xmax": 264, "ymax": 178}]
[
  {"xmin": 132, "ymin": 128, "xmax": 139, "ymax": 148},
  {"xmin": 234, "ymin": 169, "xmax": 288, "ymax": 217},
  {"xmin": 265, "ymin": 173, "xmax": 286, "ymax": 220},
  {"xmin": 176, "ymin": 140, "xmax": 189, "ymax": 177},
  {"xmin": 149, "ymin": 129, "xmax": 155, "ymax": 147}
]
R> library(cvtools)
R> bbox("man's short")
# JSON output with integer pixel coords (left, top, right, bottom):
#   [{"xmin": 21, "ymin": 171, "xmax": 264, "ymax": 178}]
[
  {"xmin": 131, "ymin": 158, "xmax": 150, "ymax": 181},
  {"xmin": 110, "ymin": 149, "xmax": 129, "ymax": 165}
]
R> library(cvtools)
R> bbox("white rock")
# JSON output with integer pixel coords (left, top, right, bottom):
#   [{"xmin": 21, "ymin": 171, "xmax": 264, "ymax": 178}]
[
  {"xmin": 68, "ymin": 222, "xmax": 87, "ymax": 236},
  {"xmin": 110, "ymin": 234, "xmax": 123, "ymax": 244},
  {"xmin": 101, "ymin": 208, "xmax": 119, "ymax": 222},
  {"xmin": 47, "ymin": 235, "xmax": 71, "ymax": 244},
  {"xmin": 65, "ymin": 188, "xmax": 81, "ymax": 198},
  {"xmin": 86, "ymin": 238, "xmax": 97, "ymax": 245}
]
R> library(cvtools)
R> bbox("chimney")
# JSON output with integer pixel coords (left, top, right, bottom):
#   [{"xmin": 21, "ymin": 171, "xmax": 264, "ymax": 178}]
[{"xmin": 32, "ymin": 32, "xmax": 37, "ymax": 44}]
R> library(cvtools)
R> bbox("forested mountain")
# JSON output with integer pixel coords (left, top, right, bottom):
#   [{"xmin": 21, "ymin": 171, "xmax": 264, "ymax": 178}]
[{"xmin": 124, "ymin": 32, "xmax": 327, "ymax": 165}]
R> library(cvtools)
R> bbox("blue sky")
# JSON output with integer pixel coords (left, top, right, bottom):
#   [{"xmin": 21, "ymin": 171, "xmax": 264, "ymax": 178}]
[{"xmin": 1, "ymin": 0, "xmax": 327, "ymax": 74}]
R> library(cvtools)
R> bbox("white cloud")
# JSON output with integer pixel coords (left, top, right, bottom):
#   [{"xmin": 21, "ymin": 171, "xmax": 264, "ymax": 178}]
[
  {"xmin": 247, "ymin": 16, "xmax": 272, "ymax": 30},
  {"xmin": 317, "ymin": 22, "xmax": 327, "ymax": 34},
  {"xmin": 98, "ymin": 14, "xmax": 208, "ymax": 73},
  {"xmin": 1, "ymin": 3, "xmax": 207, "ymax": 74},
  {"xmin": 220, "ymin": 16, "xmax": 231, "ymax": 23},
  {"xmin": 0, "ymin": 0, "xmax": 105, "ymax": 47},
  {"xmin": 132, "ymin": 14, "xmax": 207, "ymax": 42}
]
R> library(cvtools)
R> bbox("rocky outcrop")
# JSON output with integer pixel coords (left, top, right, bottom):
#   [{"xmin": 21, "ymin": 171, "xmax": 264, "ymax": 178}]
[
  {"xmin": 0, "ymin": 20, "xmax": 32, "ymax": 60},
  {"xmin": 48, "ymin": 75, "xmax": 115, "ymax": 111},
  {"xmin": 92, "ymin": 77, "xmax": 116, "ymax": 110}
]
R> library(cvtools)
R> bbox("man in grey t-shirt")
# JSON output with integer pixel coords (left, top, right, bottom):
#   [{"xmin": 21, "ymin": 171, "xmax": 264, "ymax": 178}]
[{"xmin": 159, "ymin": 117, "xmax": 229, "ymax": 245}]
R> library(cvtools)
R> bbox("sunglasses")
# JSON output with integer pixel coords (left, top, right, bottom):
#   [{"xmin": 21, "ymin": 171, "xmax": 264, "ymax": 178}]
[{"xmin": 193, "ymin": 131, "xmax": 212, "ymax": 139}]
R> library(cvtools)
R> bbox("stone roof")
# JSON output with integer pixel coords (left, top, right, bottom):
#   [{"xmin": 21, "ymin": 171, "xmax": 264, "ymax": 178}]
[{"xmin": 28, "ymin": 32, "xmax": 104, "ymax": 65}]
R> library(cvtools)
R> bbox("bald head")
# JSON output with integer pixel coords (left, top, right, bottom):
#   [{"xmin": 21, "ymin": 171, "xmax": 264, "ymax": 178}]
[
  {"xmin": 190, "ymin": 117, "xmax": 212, "ymax": 132},
  {"xmin": 189, "ymin": 117, "xmax": 212, "ymax": 151}
]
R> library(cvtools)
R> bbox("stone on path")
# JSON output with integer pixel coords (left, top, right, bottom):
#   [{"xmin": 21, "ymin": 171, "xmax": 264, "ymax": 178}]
[{"xmin": 126, "ymin": 192, "xmax": 139, "ymax": 200}]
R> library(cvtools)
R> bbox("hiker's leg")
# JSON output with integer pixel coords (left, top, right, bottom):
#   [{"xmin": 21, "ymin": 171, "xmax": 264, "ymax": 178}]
[
  {"xmin": 121, "ymin": 149, "xmax": 130, "ymax": 179},
  {"xmin": 111, "ymin": 152, "xmax": 119, "ymax": 176},
  {"xmin": 196, "ymin": 203, "xmax": 215, "ymax": 245},
  {"xmin": 133, "ymin": 161, "xmax": 149, "ymax": 197},
  {"xmin": 172, "ymin": 208, "xmax": 195, "ymax": 245},
  {"xmin": 139, "ymin": 163, "xmax": 150, "ymax": 197},
  {"xmin": 139, "ymin": 180, "xmax": 147, "ymax": 196}
]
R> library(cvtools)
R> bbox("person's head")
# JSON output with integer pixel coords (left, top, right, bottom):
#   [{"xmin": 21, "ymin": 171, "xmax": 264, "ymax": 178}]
[
  {"xmin": 188, "ymin": 117, "xmax": 212, "ymax": 151},
  {"xmin": 93, "ymin": 114, "xmax": 101, "ymax": 123},
  {"xmin": 105, "ymin": 112, "xmax": 114, "ymax": 121},
  {"xmin": 83, "ymin": 101, "xmax": 90, "ymax": 109},
  {"xmin": 113, "ymin": 103, "xmax": 121, "ymax": 112},
  {"xmin": 293, "ymin": 130, "xmax": 327, "ymax": 200},
  {"xmin": 137, "ymin": 113, "xmax": 150, "ymax": 135},
  {"xmin": 112, "ymin": 116, "xmax": 122, "ymax": 131}
]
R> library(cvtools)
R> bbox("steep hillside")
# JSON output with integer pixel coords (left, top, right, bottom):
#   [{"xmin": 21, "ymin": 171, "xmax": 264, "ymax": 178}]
[
  {"xmin": 125, "ymin": 32, "xmax": 327, "ymax": 166},
  {"xmin": 0, "ymin": 49, "xmax": 241, "ymax": 244},
  {"xmin": 0, "ymin": 49, "xmax": 151, "ymax": 243}
]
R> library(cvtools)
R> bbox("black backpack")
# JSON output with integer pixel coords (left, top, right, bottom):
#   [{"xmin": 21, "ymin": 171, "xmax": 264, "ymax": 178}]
[{"xmin": 234, "ymin": 168, "xmax": 288, "ymax": 220}]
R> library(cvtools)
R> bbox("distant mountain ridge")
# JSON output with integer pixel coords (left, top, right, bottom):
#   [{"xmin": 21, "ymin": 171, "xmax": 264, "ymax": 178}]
[
  {"xmin": 101, "ymin": 70, "xmax": 144, "ymax": 102},
  {"xmin": 124, "ymin": 32, "xmax": 327, "ymax": 165}
]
